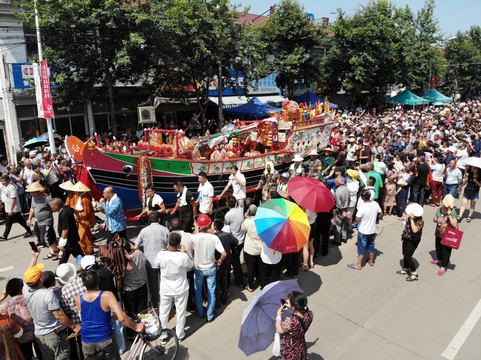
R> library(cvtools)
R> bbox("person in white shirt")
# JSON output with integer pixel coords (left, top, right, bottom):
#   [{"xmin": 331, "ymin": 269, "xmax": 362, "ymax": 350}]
[
  {"xmin": 444, "ymin": 159, "xmax": 463, "ymax": 197},
  {"xmin": 154, "ymin": 232, "xmax": 193, "ymax": 341},
  {"xmin": 217, "ymin": 165, "xmax": 246, "ymax": 207},
  {"xmin": 348, "ymin": 190, "xmax": 382, "ymax": 270},
  {"xmin": 455, "ymin": 143, "xmax": 468, "ymax": 175},
  {"xmin": 0, "ymin": 174, "xmax": 32, "ymax": 240},
  {"xmin": 191, "ymin": 215, "xmax": 226, "ymax": 322},
  {"xmin": 196, "ymin": 172, "xmax": 214, "ymax": 215},
  {"xmin": 346, "ymin": 138, "xmax": 358, "ymax": 168}
]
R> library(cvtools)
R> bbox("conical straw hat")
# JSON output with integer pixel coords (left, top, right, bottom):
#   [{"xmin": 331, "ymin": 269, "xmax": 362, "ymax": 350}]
[
  {"xmin": 70, "ymin": 181, "xmax": 91, "ymax": 193},
  {"xmin": 59, "ymin": 180, "xmax": 74, "ymax": 191},
  {"xmin": 25, "ymin": 181, "xmax": 45, "ymax": 193}
]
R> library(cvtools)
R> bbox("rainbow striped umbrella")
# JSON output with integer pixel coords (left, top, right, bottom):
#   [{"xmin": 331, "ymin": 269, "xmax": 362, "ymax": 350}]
[{"xmin": 254, "ymin": 198, "xmax": 310, "ymax": 254}]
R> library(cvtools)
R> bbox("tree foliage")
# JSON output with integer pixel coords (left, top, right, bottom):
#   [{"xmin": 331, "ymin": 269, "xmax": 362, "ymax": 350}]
[
  {"xmin": 440, "ymin": 26, "xmax": 481, "ymax": 99},
  {"xmin": 321, "ymin": 0, "xmax": 445, "ymax": 105},
  {"xmin": 255, "ymin": 0, "xmax": 322, "ymax": 99},
  {"xmin": 16, "ymin": 0, "xmax": 166, "ymax": 116},
  {"xmin": 155, "ymin": 0, "xmax": 250, "ymax": 128}
]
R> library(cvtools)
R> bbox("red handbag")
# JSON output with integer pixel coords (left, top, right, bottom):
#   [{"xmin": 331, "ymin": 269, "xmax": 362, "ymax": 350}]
[{"xmin": 441, "ymin": 227, "xmax": 464, "ymax": 249}]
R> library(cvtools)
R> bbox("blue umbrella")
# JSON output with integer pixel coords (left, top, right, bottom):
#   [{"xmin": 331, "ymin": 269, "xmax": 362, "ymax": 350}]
[
  {"xmin": 23, "ymin": 137, "xmax": 49, "ymax": 148},
  {"xmin": 238, "ymin": 279, "xmax": 302, "ymax": 356},
  {"xmin": 40, "ymin": 132, "xmax": 62, "ymax": 140}
]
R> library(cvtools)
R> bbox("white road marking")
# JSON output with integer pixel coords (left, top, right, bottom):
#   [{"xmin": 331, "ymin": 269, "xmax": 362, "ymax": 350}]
[
  {"xmin": 0, "ymin": 266, "xmax": 14, "ymax": 273},
  {"xmin": 442, "ymin": 298, "xmax": 481, "ymax": 360}
]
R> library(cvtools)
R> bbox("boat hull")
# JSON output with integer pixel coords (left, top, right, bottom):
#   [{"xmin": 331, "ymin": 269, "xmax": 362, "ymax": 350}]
[{"xmin": 73, "ymin": 121, "xmax": 335, "ymax": 210}]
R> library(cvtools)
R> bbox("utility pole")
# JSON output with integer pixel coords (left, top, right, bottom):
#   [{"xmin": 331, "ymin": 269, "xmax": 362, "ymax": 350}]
[
  {"xmin": 35, "ymin": 0, "xmax": 56, "ymax": 155},
  {"xmin": 218, "ymin": 62, "xmax": 223, "ymax": 130}
]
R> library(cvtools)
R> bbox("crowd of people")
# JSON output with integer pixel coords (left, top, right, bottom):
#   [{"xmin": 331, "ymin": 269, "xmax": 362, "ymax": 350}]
[{"xmin": 0, "ymin": 98, "xmax": 480, "ymax": 360}]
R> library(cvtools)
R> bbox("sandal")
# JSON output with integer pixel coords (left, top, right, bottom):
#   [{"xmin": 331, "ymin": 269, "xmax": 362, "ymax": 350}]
[
  {"xmin": 245, "ymin": 286, "xmax": 254, "ymax": 292},
  {"xmin": 396, "ymin": 269, "xmax": 408, "ymax": 275},
  {"xmin": 347, "ymin": 264, "xmax": 362, "ymax": 270},
  {"xmin": 406, "ymin": 274, "xmax": 418, "ymax": 282},
  {"xmin": 43, "ymin": 253, "xmax": 55, "ymax": 260},
  {"xmin": 300, "ymin": 265, "xmax": 310, "ymax": 272},
  {"xmin": 466, "ymin": 217, "xmax": 471, "ymax": 223},
  {"xmin": 437, "ymin": 268, "xmax": 447, "ymax": 276}
]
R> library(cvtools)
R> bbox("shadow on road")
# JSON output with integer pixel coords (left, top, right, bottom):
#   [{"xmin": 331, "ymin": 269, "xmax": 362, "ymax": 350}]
[{"xmin": 297, "ymin": 270, "xmax": 322, "ymax": 297}]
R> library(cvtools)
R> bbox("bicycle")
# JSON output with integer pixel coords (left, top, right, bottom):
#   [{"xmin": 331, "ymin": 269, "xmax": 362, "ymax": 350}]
[{"xmin": 125, "ymin": 308, "xmax": 179, "ymax": 360}]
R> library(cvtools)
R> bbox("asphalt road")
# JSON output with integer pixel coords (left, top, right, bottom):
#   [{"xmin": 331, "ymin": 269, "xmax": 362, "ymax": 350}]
[{"xmin": 1, "ymin": 202, "xmax": 480, "ymax": 360}]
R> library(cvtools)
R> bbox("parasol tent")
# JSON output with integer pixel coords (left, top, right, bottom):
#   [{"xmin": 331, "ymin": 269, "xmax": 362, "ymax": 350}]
[
  {"xmin": 293, "ymin": 91, "xmax": 338, "ymax": 109},
  {"xmin": 385, "ymin": 90, "xmax": 429, "ymax": 105},
  {"xmin": 254, "ymin": 198, "xmax": 310, "ymax": 254},
  {"xmin": 422, "ymin": 89, "xmax": 453, "ymax": 103},
  {"xmin": 222, "ymin": 97, "xmax": 281, "ymax": 118}
]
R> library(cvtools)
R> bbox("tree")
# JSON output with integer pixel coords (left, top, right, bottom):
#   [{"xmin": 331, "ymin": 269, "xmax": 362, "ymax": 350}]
[
  {"xmin": 154, "ymin": 0, "xmax": 250, "ymax": 130},
  {"xmin": 440, "ymin": 26, "xmax": 481, "ymax": 99},
  {"xmin": 16, "ymin": 0, "xmax": 166, "ymax": 131},
  {"xmin": 255, "ymin": 0, "xmax": 322, "ymax": 99},
  {"xmin": 321, "ymin": 0, "xmax": 445, "ymax": 106}
]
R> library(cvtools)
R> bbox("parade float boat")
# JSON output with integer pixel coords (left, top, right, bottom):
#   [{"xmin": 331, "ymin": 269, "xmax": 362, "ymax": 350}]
[{"xmin": 65, "ymin": 100, "xmax": 337, "ymax": 211}]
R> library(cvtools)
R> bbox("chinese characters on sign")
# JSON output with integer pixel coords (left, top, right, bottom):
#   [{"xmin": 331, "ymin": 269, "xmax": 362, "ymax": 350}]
[{"xmin": 40, "ymin": 60, "xmax": 55, "ymax": 119}]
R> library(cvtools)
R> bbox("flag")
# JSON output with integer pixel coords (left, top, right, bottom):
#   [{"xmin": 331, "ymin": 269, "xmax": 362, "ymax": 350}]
[
  {"xmin": 40, "ymin": 60, "xmax": 55, "ymax": 119},
  {"xmin": 33, "ymin": 63, "xmax": 44, "ymax": 118}
]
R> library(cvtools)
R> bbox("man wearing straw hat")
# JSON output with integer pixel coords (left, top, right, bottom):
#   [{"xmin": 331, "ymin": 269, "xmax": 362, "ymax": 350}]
[
  {"xmin": 70, "ymin": 181, "xmax": 96, "ymax": 255},
  {"xmin": 26, "ymin": 181, "xmax": 60, "ymax": 260}
]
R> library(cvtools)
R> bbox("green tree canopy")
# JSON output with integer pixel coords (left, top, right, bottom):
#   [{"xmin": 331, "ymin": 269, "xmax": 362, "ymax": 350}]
[
  {"xmin": 440, "ymin": 26, "xmax": 481, "ymax": 99},
  {"xmin": 321, "ymin": 0, "xmax": 445, "ymax": 106},
  {"xmin": 155, "ymin": 0, "xmax": 250, "ymax": 129},
  {"xmin": 255, "ymin": 0, "xmax": 322, "ymax": 99},
  {"xmin": 16, "ymin": 0, "xmax": 166, "ymax": 127}
]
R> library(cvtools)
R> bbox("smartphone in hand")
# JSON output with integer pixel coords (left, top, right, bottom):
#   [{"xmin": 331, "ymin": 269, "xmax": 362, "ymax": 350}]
[{"xmin": 28, "ymin": 241, "xmax": 39, "ymax": 253}]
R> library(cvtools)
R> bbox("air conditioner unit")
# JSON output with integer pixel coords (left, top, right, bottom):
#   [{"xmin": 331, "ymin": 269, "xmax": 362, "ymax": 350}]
[{"xmin": 138, "ymin": 106, "xmax": 156, "ymax": 124}]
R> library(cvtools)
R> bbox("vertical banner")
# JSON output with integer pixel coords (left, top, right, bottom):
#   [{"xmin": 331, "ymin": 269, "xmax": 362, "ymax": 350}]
[
  {"xmin": 33, "ymin": 63, "xmax": 44, "ymax": 118},
  {"xmin": 40, "ymin": 60, "xmax": 54, "ymax": 119}
]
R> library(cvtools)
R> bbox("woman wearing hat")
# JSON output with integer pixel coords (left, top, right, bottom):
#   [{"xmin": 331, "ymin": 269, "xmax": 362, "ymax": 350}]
[
  {"xmin": 397, "ymin": 203, "xmax": 424, "ymax": 281},
  {"xmin": 431, "ymin": 194, "xmax": 458, "ymax": 276},
  {"xmin": 321, "ymin": 148, "xmax": 335, "ymax": 179},
  {"xmin": 26, "ymin": 181, "xmax": 60, "ymax": 259}
]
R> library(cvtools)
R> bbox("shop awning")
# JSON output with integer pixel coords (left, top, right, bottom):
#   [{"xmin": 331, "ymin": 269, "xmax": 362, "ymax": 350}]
[
  {"xmin": 210, "ymin": 96, "xmax": 249, "ymax": 108},
  {"xmin": 256, "ymin": 95, "xmax": 286, "ymax": 106}
]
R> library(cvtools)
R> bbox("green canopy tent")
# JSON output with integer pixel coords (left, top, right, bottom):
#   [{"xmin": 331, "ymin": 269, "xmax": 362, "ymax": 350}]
[
  {"xmin": 385, "ymin": 89, "xmax": 430, "ymax": 105},
  {"xmin": 422, "ymin": 89, "xmax": 453, "ymax": 104}
]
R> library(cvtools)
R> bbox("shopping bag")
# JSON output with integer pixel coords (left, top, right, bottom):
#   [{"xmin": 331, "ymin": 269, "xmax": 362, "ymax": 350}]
[
  {"xmin": 272, "ymin": 332, "xmax": 281, "ymax": 356},
  {"xmin": 441, "ymin": 227, "xmax": 463, "ymax": 250}
]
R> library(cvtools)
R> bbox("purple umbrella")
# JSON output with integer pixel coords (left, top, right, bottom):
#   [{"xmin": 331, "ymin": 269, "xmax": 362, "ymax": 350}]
[{"xmin": 238, "ymin": 279, "xmax": 302, "ymax": 356}]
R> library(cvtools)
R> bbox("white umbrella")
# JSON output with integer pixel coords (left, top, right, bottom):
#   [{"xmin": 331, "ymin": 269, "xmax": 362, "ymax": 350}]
[{"xmin": 465, "ymin": 157, "xmax": 481, "ymax": 169}]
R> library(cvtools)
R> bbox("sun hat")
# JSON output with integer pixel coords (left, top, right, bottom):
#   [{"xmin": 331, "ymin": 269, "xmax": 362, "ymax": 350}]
[
  {"xmin": 442, "ymin": 194, "xmax": 455, "ymax": 209},
  {"xmin": 348, "ymin": 138, "xmax": 355, "ymax": 143},
  {"xmin": 280, "ymin": 172, "xmax": 290, "ymax": 179},
  {"xmin": 80, "ymin": 255, "xmax": 97, "ymax": 270},
  {"xmin": 308, "ymin": 149, "xmax": 318, "ymax": 156},
  {"xmin": 323, "ymin": 147, "xmax": 334, "ymax": 152},
  {"xmin": 59, "ymin": 180, "xmax": 74, "ymax": 191},
  {"xmin": 373, "ymin": 161, "xmax": 386, "ymax": 175},
  {"xmin": 70, "ymin": 181, "xmax": 91, "ymax": 193},
  {"xmin": 346, "ymin": 169, "xmax": 359, "ymax": 181},
  {"xmin": 56, "ymin": 263, "xmax": 77, "ymax": 284},
  {"xmin": 405, "ymin": 203, "xmax": 423, "ymax": 217},
  {"xmin": 25, "ymin": 181, "xmax": 45, "ymax": 193},
  {"xmin": 278, "ymin": 191, "xmax": 290, "ymax": 199},
  {"xmin": 24, "ymin": 263, "xmax": 45, "ymax": 286},
  {"xmin": 448, "ymin": 146, "xmax": 457, "ymax": 153},
  {"xmin": 293, "ymin": 154, "xmax": 304, "ymax": 162}
]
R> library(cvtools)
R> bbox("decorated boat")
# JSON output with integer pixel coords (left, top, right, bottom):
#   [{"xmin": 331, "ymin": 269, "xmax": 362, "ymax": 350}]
[{"xmin": 65, "ymin": 100, "xmax": 337, "ymax": 211}]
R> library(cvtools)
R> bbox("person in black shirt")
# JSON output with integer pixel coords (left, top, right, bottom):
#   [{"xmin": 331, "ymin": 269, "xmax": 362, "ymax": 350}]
[
  {"xmin": 50, "ymin": 197, "xmax": 84, "ymax": 264},
  {"xmin": 171, "ymin": 181, "xmax": 196, "ymax": 232},
  {"xmin": 412, "ymin": 156, "xmax": 430, "ymax": 206}
]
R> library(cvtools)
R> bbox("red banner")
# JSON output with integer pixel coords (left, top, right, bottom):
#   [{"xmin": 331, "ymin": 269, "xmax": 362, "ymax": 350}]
[{"xmin": 40, "ymin": 60, "xmax": 55, "ymax": 119}]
